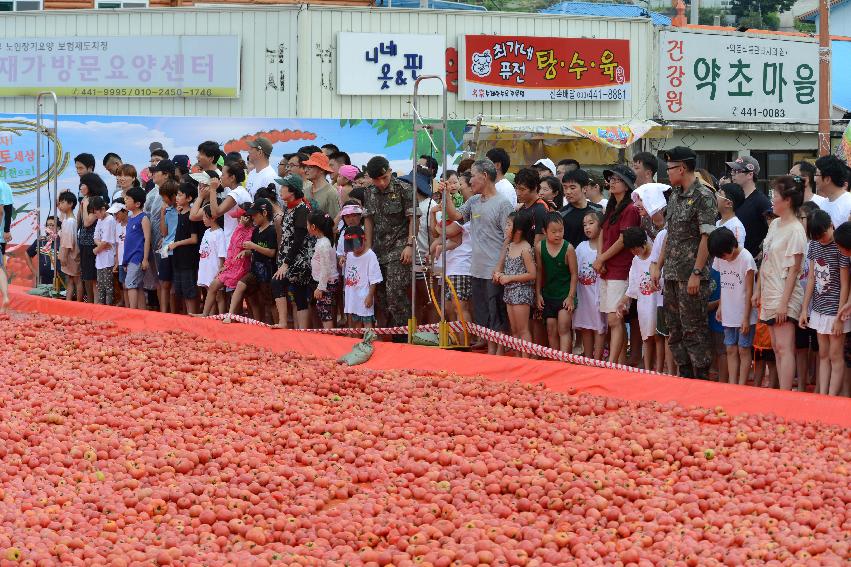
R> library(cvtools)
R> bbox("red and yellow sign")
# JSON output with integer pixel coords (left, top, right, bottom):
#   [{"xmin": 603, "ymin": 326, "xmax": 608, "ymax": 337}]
[{"xmin": 459, "ymin": 35, "xmax": 631, "ymax": 101}]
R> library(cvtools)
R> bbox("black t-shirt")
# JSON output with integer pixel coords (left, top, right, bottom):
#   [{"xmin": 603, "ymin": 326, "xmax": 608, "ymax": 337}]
[
  {"xmin": 516, "ymin": 200, "xmax": 549, "ymax": 245},
  {"xmin": 560, "ymin": 202, "xmax": 603, "ymax": 249},
  {"xmin": 27, "ymin": 237, "xmax": 58, "ymax": 285},
  {"xmin": 251, "ymin": 224, "xmax": 278, "ymax": 282},
  {"xmin": 735, "ymin": 188, "xmax": 771, "ymax": 258},
  {"xmin": 172, "ymin": 211, "xmax": 205, "ymax": 272}
]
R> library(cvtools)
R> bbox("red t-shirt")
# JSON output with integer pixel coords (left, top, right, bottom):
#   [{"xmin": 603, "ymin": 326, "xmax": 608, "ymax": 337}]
[{"xmin": 601, "ymin": 201, "xmax": 641, "ymax": 280}]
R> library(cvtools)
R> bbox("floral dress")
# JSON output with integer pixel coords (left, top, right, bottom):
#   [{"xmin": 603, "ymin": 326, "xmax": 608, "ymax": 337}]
[{"xmin": 278, "ymin": 199, "xmax": 314, "ymax": 287}]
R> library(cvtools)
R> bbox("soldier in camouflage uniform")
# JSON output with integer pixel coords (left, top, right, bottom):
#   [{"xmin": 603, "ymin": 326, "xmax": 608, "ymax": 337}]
[
  {"xmin": 362, "ymin": 156, "xmax": 415, "ymax": 331},
  {"xmin": 653, "ymin": 146, "xmax": 719, "ymax": 379}
]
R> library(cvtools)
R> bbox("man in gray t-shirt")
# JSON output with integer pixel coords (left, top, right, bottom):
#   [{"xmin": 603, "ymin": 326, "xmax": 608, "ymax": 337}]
[
  {"xmin": 444, "ymin": 158, "xmax": 514, "ymax": 354},
  {"xmin": 459, "ymin": 192, "xmax": 513, "ymax": 279}
]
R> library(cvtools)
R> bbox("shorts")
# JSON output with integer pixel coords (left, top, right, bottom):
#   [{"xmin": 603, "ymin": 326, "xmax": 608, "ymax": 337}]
[
  {"xmin": 760, "ymin": 317, "xmax": 798, "ymax": 327},
  {"xmin": 351, "ymin": 314, "xmax": 376, "ymax": 324},
  {"xmin": 795, "ymin": 324, "xmax": 819, "ymax": 351},
  {"xmin": 288, "ymin": 281, "xmax": 311, "ymax": 311},
  {"xmin": 845, "ymin": 333, "xmax": 851, "ymax": 368},
  {"xmin": 808, "ymin": 310, "xmax": 851, "ymax": 335},
  {"xmin": 79, "ymin": 244, "xmax": 97, "ymax": 281},
  {"xmin": 542, "ymin": 297, "xmax": 568, "ymax": 320},
  {"xmin": 446, "ymin": 275, "xmax": 472, "ymax": 302},
  {"xmin": 313, "ymin": 278, "xmax": 339, "ymax": 322},
  {"xmin": 172, "ymin": 268, "xmax": 198, "ymax": 300},
  {"xmin": 723, "ymin": 325, "xmax": 756, "ymax": 349},
  {"xmin": 471, "ymin": 277, "xmax": 507, "ymax": 333},
  {"xmin": 240, "ymin": 272, "xmax": 272, "ymax": 303},
  {"xmin": 655, "ymin": 306, "xmax": 669, "ymax": 337},
  {"xmin": 599, "ymin": 279, "xmax": 628, "ymax": 314},
  {"xmin": 124, "ymin": 263, "xmax": 144, "ymax": 289},
  {"xmin": 271, "ymin": 277, "xmax": 288, "ymax": 300},
  {"xmin": 118, "ymin": 265, "xmax": 127, "ymax": 286},
  {"xmin": 155, "ymin": 255, "xmax": 173, "ymax": 283}
]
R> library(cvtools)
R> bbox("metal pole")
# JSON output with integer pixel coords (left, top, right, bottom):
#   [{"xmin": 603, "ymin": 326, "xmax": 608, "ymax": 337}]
[
  {"xmin": 410, "ymin": 76, "xmax": 450, "ymax": 345},
  {"xmin": 818, "ymin": 0, "xmax": 831, "ymax": 156},
  {"xmin": 409, "ymin": 84, "xmax": 419, "ymax": 344},
  {"xmin": 35, "ymin": 92, "xmax": 59, "ymax": 291},
  {"xmin": 35, "ymin": 99, "xmax": 42, "ymax": 290},
  {"xmin": 439, "ymin": 81, "xmax": 448, "ymax": 345}
]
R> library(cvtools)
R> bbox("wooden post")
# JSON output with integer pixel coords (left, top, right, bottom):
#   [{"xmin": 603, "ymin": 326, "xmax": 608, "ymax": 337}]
[{"xmin": 819, "ymin": 0, "xmax": 831, "ymax": 156}]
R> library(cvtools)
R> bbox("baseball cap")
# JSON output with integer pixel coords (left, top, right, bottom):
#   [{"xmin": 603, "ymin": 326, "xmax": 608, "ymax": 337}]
[
  {"xmin": 173, "ymin": 155, "xmax": 191, "ymax": 171},
  {"xmin": 631, "ymin": 182, "xmax": 669, "ymax": 217},
  {"xmin": 245, "ymin": 198, "xmax": 273, "ymax": 216},
  {"xmin": 189, "ymin": 170, "xmax": 220, "ymax": 185},
  {"xmin": 366, "ymin": 156, "xmax": 390, "ymax": 179},
  {"xmin": 274, "ymin": 174, "xmax": 304, "ymax": 193},
  {"xmin": 725, "ymin": 155, "xmax": 761, "ymax": 175},
  {"xmin": 106, "ymin": 202, "xmax": 126, "ymax": 215},
  {"xmin": 149, "ymin": 141, "xmax": 163, "ymax": 153},
  {"xmin": 534, "ymin": 158, "xmax": 556, "ymax": 176},
  {"xmin": 247, "ymin": 137, "xmax": 273, "ymax": 157},
  {"xmin": 719, "ymin": 183, "xmax": 746, "ymax": 210},
  {"xmin": 399, "ymin": 166, "xmax": 433, "ymax": 197},
  {"xmin": 338, "ymin": 164, "xmax": 359, "ymax": 183},
  {"xmin": 664, "ymin": 146, "xmax": 697, "ymax": 163},
  {"xmin": 302, "ymin": 152, "xmax": 334, "ymax": 173},
  {"xmin": 151, "ymin": 159, "xmax": 176, "ymax": 175},
  {"xmin": 603, "ymin": 164, "xmax": 637, "ymax": 191},
  {"xmin": 340, "ymin": 204, "xmax": 364, "ymax": 217}
]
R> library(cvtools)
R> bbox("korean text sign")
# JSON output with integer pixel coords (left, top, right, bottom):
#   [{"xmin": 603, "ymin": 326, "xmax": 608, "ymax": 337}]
[
  {"xmin": 0, "ymin": 36, "xmax": 240, "ymax": 98},
  {"xmin": 659, "ymin": 30, "xmax": 818, "ymax": 124},
  {"xmin": 336, "ymin": 33, "xmax": 446, "ymax": 96},
  {"xmin": 459, "ymin": 35, "xmax": 631, "ymax": 102}
]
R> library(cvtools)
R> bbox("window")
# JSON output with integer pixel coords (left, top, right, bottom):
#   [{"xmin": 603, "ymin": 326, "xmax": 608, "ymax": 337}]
[
  {"xmin": 96, "ymin": 1, "xmax": 148, "ymax": 8},
  {"xmin": 0, "ymin": 0, "xmax": 42, "ymax": 11}
]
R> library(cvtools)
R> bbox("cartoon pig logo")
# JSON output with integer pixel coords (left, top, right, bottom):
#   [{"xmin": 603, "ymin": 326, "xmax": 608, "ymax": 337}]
[{"xmin": 471, "ymin": 50, "xmax": 493, "ymax": 78}]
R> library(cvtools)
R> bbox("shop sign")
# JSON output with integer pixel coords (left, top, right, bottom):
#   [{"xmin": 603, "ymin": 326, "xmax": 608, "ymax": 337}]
[
  {"xmin": 336, "ymin": 32, "xmax": 446, "ymax": 95},
  {"xmin": 0, "ymin": 36, "xmax": 240, "ymax": 97},
  {"xmin": 659, "ymin": 30, "xmax": 818, "ymax": 123},
  {"xmin": 458, "ymin": 34, "xmax": 631, "ymax": 101}
]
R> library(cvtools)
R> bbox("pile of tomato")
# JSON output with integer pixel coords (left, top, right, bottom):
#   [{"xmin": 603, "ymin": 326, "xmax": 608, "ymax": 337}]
[{"xmin": 0, "ymin": 312, "xmax": 849, "ymax": 566}]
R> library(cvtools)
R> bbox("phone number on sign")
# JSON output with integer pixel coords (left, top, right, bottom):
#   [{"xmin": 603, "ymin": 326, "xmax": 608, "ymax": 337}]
[
  {"xmin": 732, "ymin": 106, "xmax": 786, "ymax": 119},
  {"xmin": 71, "ymin": 87, "xmax": 216, "ymax": 97}
]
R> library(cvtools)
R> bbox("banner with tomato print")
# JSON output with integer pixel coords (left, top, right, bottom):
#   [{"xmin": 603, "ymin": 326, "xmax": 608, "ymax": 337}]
[
  {"xmin": 0, "ymin": 113, "xmax": 467, "ymax": 249},
  {"xmin": 459, "ymin": 34, "xmax": 631, "ymax": 102}
]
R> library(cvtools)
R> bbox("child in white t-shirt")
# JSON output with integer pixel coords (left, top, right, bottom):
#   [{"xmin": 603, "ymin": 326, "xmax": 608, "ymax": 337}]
[
  {"xmin": 709, "ymin": 226, "xmax": 758, "ymax": 386},
  {"xmin": 716, "ymin": 184, "xmax": 747, "ymax": 249},
  {"xmin": 617, "ymin": 227, "xmax": 660, "ymax": 371},
  {"xmin": 343, "ymin": 226, "xmax": 382, "ymax": 328},
  {"xmin": 92, "ymin": 198, "xmax": 117, "ymax": 305},
  {"xmin": 110, "ymin": 201, "xmax": 128, "ymax": 307},
  {"xmin": 197, "ymin": 205, "xmax": 228, "ymax": 313}
]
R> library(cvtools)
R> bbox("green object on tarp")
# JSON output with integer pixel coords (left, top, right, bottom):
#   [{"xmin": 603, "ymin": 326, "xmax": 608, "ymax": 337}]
[
  {"xmin": 412, "ymin": 331, "xmax": 440, "ymax": 346},
  {"xmin": 338, "ymin": 328, "xmax": 377, "ymax": 366},
  {"xmin": 27, "ymin": 285, "xmax": 62, "ymax": 298}
]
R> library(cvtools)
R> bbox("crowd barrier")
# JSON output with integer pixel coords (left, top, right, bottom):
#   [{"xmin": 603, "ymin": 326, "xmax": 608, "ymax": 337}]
[{"xmin": 6, "ymin": 285, "xmax": 851, "ymax": 428}]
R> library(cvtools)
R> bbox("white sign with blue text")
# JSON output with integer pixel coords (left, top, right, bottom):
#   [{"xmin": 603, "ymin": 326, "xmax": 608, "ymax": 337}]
[{"xmin": 336, "ymin": 32, "xmax": 446, "ymax": 96}]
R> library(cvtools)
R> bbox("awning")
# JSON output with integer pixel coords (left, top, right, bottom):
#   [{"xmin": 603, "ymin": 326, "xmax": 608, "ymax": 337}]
[{"xmin": 472, "ymin": 119, "xmax": 671, "ymax": 149}]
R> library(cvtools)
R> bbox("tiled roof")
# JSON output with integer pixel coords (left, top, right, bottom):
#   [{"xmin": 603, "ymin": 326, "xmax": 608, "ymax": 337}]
[
  {"xmin": 374, "ymin": 0, "xmax": 486, "ymax": 10},
  {"xmin": 798, "ymin": 0, "xmax": 850, "ymax": 23},
  {"xmin": 540, "ymin": 2, "xmax": 672, "ymax": 26}
]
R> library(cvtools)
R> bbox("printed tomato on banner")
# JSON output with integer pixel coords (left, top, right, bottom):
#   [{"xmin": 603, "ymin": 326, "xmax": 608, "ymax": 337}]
[{"xmin": 460, "ymin": 35, "xmax": 631, "ymax": 102}]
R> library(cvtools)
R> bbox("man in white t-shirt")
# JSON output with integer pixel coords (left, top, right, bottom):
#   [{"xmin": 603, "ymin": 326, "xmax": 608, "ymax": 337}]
[
  {"xmin": 245, "ymin": 137, "xmax": 277, "ymax": 198},
  {"xmin": 814, "ymin": 155, "xmax": 851, "ymax": 228},
  {"xmin": 486, "ymin": 147, "xmax": 518, "ymax": 208}
]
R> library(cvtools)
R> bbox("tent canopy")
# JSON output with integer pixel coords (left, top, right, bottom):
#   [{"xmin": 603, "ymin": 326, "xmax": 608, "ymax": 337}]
[{"xmin": 473, "ymin": 119, "xmax": 671, "ymax": 149}]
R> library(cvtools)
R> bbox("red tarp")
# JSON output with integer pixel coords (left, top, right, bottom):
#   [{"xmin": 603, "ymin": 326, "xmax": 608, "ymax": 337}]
[{"xmin": 7, "ymin": 286, "xmax": 851, "ymax": 428}]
